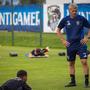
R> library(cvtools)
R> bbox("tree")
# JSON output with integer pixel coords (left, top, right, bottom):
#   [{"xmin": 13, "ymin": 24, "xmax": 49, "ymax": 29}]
[
  {"xmin": 31, "ymin": 0, "xmax": 46, "ymax": 4},
  {"xmin": 20, "ymin": 0, "xmax": 46, "ymax": 5}
]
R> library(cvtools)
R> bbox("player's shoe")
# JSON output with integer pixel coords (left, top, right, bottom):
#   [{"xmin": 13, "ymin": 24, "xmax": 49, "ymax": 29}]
[
  {"xmin": 85, "ymin": 79, "xmax": 89, "ymax": 88},
  {"xmin": 65, "ymin": 82, "xmax": 76, "ymax": 87}
]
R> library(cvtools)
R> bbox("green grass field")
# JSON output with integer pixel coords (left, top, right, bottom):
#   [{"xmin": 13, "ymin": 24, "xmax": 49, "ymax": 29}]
[
  {"xmin": 0, "ymin": 31, "xmax": 66, "ymax": 48},
  {"xmin": 0, "ymin": 46, "xmax": 90, "ymax": 90}
]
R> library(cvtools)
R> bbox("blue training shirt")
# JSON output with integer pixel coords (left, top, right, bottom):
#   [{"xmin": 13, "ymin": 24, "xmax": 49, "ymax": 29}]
[{"xmin": 58, "ymin": 15, "xmax": 90, "ymax": 42}]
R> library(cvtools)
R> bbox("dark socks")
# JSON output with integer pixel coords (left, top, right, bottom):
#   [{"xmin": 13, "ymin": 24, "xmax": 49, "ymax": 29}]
[
  {"xmin": 65, "ymin": 74, "xmax": 76, "ymax": 87},
  {"xmin": 85, "ymin": 74, "xmax": 89, "ymax": 80},
  {"xmin": 85, "ymin": 74, "xmax": 89, "ymax": 86},
  {"xmin": 70, "ymin": 74, "xmax": 76, "ymax": 83},
  {"xmin": 66, "ymin": 74, "xmax": 89, "ymax": 87}
]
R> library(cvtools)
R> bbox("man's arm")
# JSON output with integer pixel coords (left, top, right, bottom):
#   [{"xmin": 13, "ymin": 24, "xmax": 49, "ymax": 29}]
[
  {"xmin": 81, "ymin": 29, "xmax": 90, "ymax": 45},
  {"xmin": 87, "ymin": 29, "xmax": 90, "ymax": 39},
  {"xmin": 81, "ymin": 16, "xmax": 90, "ymax": 44},
  {"xmin": 23, "ymin": 82, "xmax": 32, "ymax": 90},
  {"xmin": 56, "ymin": 27, "xmax": 70, "ymax": 47}
]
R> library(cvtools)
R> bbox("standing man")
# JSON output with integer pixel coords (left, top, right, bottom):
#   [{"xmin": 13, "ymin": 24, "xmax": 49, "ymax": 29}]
[
  {"xmin": 56, "ymin": 3, "xmax": 90, "ymax": 87},
  {"xmin": 0, "ymin": 70, "xmax": 32, "ymax": 90}
]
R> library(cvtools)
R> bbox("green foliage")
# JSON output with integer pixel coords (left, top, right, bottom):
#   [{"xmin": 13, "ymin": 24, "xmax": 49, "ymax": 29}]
[{"xmin": 21, "ymin": 0, "xmax": 45, "ymax": 4}]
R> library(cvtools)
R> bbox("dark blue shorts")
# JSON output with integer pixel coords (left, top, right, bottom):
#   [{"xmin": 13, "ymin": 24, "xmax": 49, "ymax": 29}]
[{"xmin": 67, "ymin": 43, "xmax": 88, "ymax": 61}]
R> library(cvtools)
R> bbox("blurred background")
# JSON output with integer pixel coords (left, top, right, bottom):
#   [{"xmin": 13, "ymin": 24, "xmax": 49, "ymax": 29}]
[{"xmin": 0, "ymin": 0, "xmax": 90, "ymax": 49}]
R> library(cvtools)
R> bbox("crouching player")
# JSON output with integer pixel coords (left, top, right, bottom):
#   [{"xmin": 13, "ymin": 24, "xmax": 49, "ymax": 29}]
[{"xmin": 0, "ymin": 70, "xmax": 32, "ymax": 90}]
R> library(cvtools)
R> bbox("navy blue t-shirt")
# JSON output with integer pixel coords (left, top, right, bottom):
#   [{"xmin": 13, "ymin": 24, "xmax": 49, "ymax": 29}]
[{"xmin": 58, "ymin": 15, "xmax": 90, "ymax": 42}]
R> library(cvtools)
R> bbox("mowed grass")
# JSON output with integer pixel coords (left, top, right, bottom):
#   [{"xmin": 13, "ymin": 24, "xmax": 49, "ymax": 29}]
[
  {"xmin": 0, "ymin": 31, "xmax": 90, "ymax": 49},
  {"xmin": 0, "ymin": 46, "xmax": 90, "ymax": 90},
  {"xmin": 0, "ymin": 31, "xmax": 65, "ymax": 48}
]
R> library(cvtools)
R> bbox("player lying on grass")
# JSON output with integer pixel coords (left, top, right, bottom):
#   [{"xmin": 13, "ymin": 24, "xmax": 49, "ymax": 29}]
[{"xmin": 28, "ymin": 47, "xmax": 49, "ymax": 58}]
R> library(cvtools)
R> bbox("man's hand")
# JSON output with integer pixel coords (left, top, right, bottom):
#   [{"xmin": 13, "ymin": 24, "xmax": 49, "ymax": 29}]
[
  {"xmin": 56, "ymin": 28, "xmax": 70, "ymax": 47},
  {"xmin": 80, "ymin": 37, "xmax": 88, "ymax": 45},
  {"xmin": 61, "ymin": 39, "xmax": 70, "ymax": 47}
]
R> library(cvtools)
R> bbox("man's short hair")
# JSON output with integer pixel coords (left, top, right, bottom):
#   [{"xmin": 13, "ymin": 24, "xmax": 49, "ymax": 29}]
[
  {"xmin": 17, "ymin": 70, "xmax": 27, "ymax": 77},
  {"xmin": 69, "ymin": 3, "xmax": 78, "ymax": 9}
]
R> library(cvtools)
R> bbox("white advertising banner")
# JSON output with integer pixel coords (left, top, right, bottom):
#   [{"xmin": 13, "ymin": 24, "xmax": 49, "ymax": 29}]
[{"xmin": 43, "ymin": 4, "xmax": 64, "ymax": 33}]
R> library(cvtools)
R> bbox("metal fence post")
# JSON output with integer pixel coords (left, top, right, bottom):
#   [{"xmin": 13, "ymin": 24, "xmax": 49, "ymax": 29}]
[
  {"xmin": 11, "ymin": 0, "xmax": 14, "ymax": 46},
  {"xmin": 40, "ymin": 4, "xmax": 43, "ymax": 47}
]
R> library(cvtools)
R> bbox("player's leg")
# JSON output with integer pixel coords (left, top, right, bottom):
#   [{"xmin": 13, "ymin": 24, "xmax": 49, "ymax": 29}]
[
  {"xmin": 69, "ymin": 61, "xmax": 76, "ymax": 82},
  {"xmin": 65, "ymin": 61, "xmax": 76, "ymax": 87},
  {"xmin": 78, "ymin": 45, "xmax": 89, "ymax": 87},
  {"xmin": 65, "ymin": 49, "xmax": 77, "ymax": 87},
  {"xmin": 81, "ymin": 59, "xmax": 89, "ymax": 87}
]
